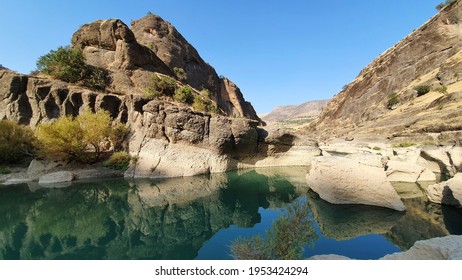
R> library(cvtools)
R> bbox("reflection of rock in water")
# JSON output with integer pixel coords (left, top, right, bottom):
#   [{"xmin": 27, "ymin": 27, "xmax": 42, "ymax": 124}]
[
  {"xmin": 0, "ymin": 170, "xmax": 302, "ymax": 260},
  {"xmin": 385, "ymin": 196, "xmax": 462, "ymax": 251},
  {"xmin": 307, "ymin": 190, "xmax": 403, "ymax": 240}
]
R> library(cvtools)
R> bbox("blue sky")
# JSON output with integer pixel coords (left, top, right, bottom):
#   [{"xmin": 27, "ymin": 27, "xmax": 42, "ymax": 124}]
[{"xmin": 0, "ymin": 0, "xmax": 443, "ymax": 113}]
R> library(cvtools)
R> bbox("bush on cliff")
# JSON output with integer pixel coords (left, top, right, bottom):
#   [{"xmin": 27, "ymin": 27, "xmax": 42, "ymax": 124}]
[
  {"xmin": 0, "ymin": 120, "xmax": 37, "ymax": 163},
  {"xmin": 36, "ymin": 46, "xmax": 108, "ymax": 90},
  {"xmin": 36, "ymin": 110, "xmax": 127, "ymax": 163},
  {"xmin": 145, "ymin": 74, "xmax": 177, "ymax": 99},
  {"xmin": 174, "ymin": 85, "xmax": 194, "ymax": 104}
]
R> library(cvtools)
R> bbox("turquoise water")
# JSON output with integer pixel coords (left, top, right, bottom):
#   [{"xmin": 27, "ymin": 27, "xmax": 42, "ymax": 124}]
[{"xmin": 0, "ymin": 167, "xmax": 461, "ymax": 260}]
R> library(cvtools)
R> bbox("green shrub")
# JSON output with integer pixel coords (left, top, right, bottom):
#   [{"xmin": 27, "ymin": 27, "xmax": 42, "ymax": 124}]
[
  {"xmin": 416, "ymin": 85, "xmax": 431, "ymax": 96},
  {"xmin": 231, "ymin": 199, "xmax": 317, "ymax": 260},
  {"xmin": 0, "ymin": 166, "xmax": 12, "ymax": 174},
  {"xmin": 37, "ymin": 46, "xmax": 85, "ymax": 83},
  {"xmin": 192, "ymin": 95, "xmax": 210, "ymax": 111},
  {"xmin": 146, "ymin": 75, "xmax": 177, "ymax": 98},
  {"xmin": 174, "ymin": 85, "xmax": 194, "ymax": 104},
  {"xmin": 36, "ymin": 110, "xmax": 126, "ymax": 163},
  {"xmin": 372, "ymin": 146, "xmax": 381, "ymax": 151},
  {"xmin": 173, "ymin": 67, "xmax": 187, "ymax": 81},
  {"xmin": 387, "ymin": 92, "xmax": 399, "ymax": 109},
  {"xmin": 436, "ymin": 86, "xmax": 448, "ymax": 94},
  {"xmin": 392, "ymin": 142, "xmax": 416, "ymax": 148},
  {"xmin": 436, "ymin": 0, "xmax": 456, "ymax": 10},
  {"xmin": 0, "ymin": 120, "xmax": 37, "ymax": 163},
  {"xmin": 103, "ymin": 151, "xmax": 131, "ymax": 170},
  {"xmin": 36, "ymin": 46, "xmax": 108, "ymax": 90}
]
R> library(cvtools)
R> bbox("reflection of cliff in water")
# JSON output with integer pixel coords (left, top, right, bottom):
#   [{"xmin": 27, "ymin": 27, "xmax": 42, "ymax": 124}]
[{"xmin": 0, "ymin": 170, "xmax": 301, "ymax": 260}]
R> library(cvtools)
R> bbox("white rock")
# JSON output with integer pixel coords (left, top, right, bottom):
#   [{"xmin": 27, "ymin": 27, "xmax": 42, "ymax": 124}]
[
  {"xmin": 306, "ymin": 156, "xmax": 405, "ymax": 211},
  {"xmin": 426, "ymin": 173, "xmax": 462, "ymax": 207},
  {"xmin": 27, "ymin": 159, "xmax": 59, "ymax": 178},
  {"xmin": 381, "ymin": 235, "xmax": 462, "ymax": 260},
  {"xmin": 38, "ymin": 171, "xmax": 74, "ymax": 185},
  {"xmin": 420, "ymin": 147, "xmax": 455, "ymax": 176},
  {"xmin": 386, "ymin": 160, "xmax": 424, "ymax": 182},
  {"xmin": 417, "ymin": 168, "xmax": 437, "ymax": 181},
  {"xmin": 346, "ymin": 153, "xmax": 387, "ymax": 168},
  {"xmin": 448, "ymin": 146, "xmax": 462, "ymax": 172},
  {"xmin": 126, "ymin": 139, "xmax": 232, "ymax": 178}
]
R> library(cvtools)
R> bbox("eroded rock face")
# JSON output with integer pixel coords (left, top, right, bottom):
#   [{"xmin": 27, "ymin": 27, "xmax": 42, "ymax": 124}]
[
  {"xmin": 308, "ymin": 1, "xmax": 462, "ymax": 139},
  {"xmin": 306, "ymin": 156, "xmax": 406, "ymax": 211}
]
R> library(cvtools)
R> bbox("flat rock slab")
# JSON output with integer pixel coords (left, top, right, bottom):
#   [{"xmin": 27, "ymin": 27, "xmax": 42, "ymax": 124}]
[
  {"xmin": 38, "ymin": 171, "xmax": 74, "ymax": 186},
  {"xmin": 307, "ymin": 156, "xmax": 405, "ymax": 211}
]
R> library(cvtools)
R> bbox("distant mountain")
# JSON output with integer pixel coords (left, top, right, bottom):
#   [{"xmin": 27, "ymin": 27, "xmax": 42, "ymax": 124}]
[{"xmin": 262, "ymin": 99, "xmax": 330, "ymax": 123}]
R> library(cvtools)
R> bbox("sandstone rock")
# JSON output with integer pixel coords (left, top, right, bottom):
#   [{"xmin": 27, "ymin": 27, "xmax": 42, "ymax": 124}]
[
  {"xmin": 27, "ymin": 159, "xmax": 60, "ymax": 179},
  {"xmin": 418, "ymin": 168, "xmax": 437, "ymax": 181},
  {"xmin": 420, "ymin": 147, "xmax": 455, "ymax": 176},
  {"xmin": 38, "ymin": 171, "xmax": 74, "ymax": 186},
  {"xmin": 306, "ymin": 156, "xmax": 406, "ymax": 211},
  {"xmin": 426, "ymin": 173, "xmax": 462, "ymax": 207},
  {"xmin": 0, "ymin": 173, "xmax": 32, "ymax": 185},
  {"xmin": 386, "ymin": 160, "xmax": 425, "ymax": 182},
  {"xmin": 448, "ymin": 146, "xmax": 462, "ymax": 172},
  {"xmin": 381, "ymin": 235, "xmax": 462, "ymax": 260},
  {"xmin": 346, "ymin": 153, "xmax": 386, "ymax": 168}
]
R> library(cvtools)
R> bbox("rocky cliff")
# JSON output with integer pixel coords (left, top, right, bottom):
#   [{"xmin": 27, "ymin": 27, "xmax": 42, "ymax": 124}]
[
  {"xmin": 0, "ymin": 68, "xmax": 320, "ymax": 178},
  {"xmin": 308, "ymin": 1, "xmax": 462, "ymax": 140},
  {"xmin": 69, "ymin": 15, "xmax": 261, "ymax": 122}
]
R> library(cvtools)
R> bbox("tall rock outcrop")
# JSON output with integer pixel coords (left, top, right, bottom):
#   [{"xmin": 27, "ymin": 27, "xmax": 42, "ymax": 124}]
[
  {"xmin": 130, "ymin": 14, "xmax": 261, "ymax": 121},
  {"xmin": 308, "ymin": 0, "xmax": 462, "ymax": 140}
]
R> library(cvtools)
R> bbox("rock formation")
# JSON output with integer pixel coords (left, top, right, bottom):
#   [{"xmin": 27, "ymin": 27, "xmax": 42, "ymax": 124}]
[
  {"xmin": 306, "ymin": 156, "xmax": 406, "ymax": 211},
  {"xmin": 262, "ymin": 99, "xmax": 330, "ymax": 125},
  {"xmin": 426, "ymin": 173, "xmax": 462, "ymax": 207},
  {"xmin": 307, "ymin": 0, "xmax": 462, "ymax": 141}
]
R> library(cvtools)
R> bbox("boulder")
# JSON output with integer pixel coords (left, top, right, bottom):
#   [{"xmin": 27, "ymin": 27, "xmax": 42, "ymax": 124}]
[
  {"xmin": 38, "ymin": 171, "xmax": 74, "ymax": 186},
  {"xmin": 426, "ymin": 173, "xmax": 462, "ymax": 207},
  {"xmin": 27, "ymin": 159, "xmax": 60, "ymax": 179},
  {"xmin": 306, "ymin": 156, "xmax": 405, "ymax": 211},
  {"xmin": 386, "ymin": 160, "xmax": 436, "ymax": 182},
  {"xmin": 381, "ymin": 235, "xmax": 462, "ymax": 260}
]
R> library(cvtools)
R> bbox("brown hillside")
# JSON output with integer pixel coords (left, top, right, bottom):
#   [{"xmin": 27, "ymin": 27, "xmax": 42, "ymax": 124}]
[{"xmin": 307, "ymin": 0, "xmax": 462, "ymax": 141}]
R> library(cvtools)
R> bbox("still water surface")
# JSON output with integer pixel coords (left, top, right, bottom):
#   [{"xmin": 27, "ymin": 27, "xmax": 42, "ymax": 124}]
[{"xmin": 1, "ymin": 167, "xmax": 461, "ymax": 259}]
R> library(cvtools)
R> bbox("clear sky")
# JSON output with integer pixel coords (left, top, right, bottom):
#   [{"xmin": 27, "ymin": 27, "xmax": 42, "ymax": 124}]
[{"xmin": 0, "ymin": 0, "xmax": 443, "ymax": 113}]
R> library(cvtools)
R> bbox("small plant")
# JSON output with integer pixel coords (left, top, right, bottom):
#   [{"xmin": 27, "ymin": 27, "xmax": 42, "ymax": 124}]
[
  {"xmin": 0, "ymin": 166, "xmax": 12, "ymax": 174},
  {"xmin": 437, "ymin": 104, "xmax": 444, "ymax": 110},
  {"xmin": 387, "ymin": 92, "xmax": 399, "ymax": 109},
  {"xmin": 416, "ymin": 85, "xmax": 431, "ymax": 96},
  {"xmin": 0, "ymin": 120, "xmax": 37, "ymax": 163},
  {"xmin": 436, "ymin": 0, "xmax": 456, "ymax": 10},
  {"xmin": 173, "ymin": 67, "xmax": 187, "ymax": 81},
  {"xmin": 231, "ymin": 199, "xmax": 318, "ymax": 260},
  {"xmin": 372, "ymin": 146, "xmax": 382, "ymax": 151},
  {"xmin": 422, "ymin": 141, "xmax": 437, "ymax": 146},
  {"xmin": 192, "ymin": 95, "xmax": 211, "ymax": 111},
  {"xmin": 103, "ymin": 151, "xmax": 131, "ymax": 170},
  {"xmin": 436, "ymin": 86, "xmax": 448, "ymax": 94},
  {"xmin": 146, "ymin": 75, "xmax": 177, "ymax": 98},
  {"xmin": 392, "ymin": 142, "xmax": 416, "ymax": 148},
  {"xmin": 174, "ymin": 85, "xmax": 194, "ymax": 104}
]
